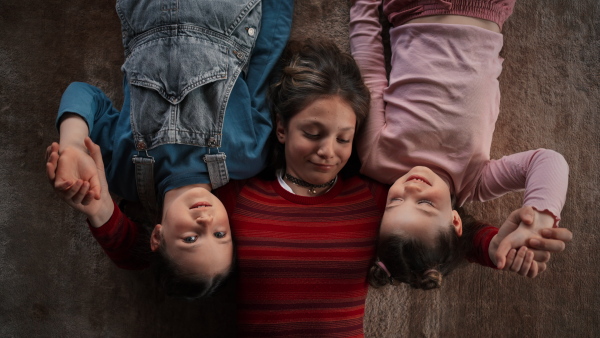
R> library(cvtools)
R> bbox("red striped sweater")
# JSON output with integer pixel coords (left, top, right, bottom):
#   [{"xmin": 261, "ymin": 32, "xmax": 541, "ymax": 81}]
[{"xmin": 217, "ymin": 176, "xmax": 388, "ymax": 337}]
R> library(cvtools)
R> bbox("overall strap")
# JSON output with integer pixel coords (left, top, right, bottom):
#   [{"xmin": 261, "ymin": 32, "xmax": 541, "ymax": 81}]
[
  {"xmin": 132, "ymin": 152, "xmax": 159, "ymax": 224},
  {"xmin": 203, "ymin": 152, "xmax": 230, "ymax": 190}
]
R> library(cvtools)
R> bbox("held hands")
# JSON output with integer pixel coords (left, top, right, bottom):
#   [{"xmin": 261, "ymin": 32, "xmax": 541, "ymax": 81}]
[
  {"xmin": 488, "ymin": 206, "xmax": 572, "ymax": 278},
  {"xmin": 46, "ymin": 138, "xmax": 114, "ymax": 227}
]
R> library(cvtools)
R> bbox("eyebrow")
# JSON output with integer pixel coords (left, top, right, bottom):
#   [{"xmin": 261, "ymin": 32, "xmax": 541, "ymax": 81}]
[{"xmin": 301, "ymin": 121, "xmax": 355, "ymax": 132}]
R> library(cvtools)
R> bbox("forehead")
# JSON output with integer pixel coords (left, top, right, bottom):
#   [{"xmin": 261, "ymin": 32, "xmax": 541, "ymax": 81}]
[{"xmin": 289, "ymin": 96, "xmax": 356, "ymax": 127}]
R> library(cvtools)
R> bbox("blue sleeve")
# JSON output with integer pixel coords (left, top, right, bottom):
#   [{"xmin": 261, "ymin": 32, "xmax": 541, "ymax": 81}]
[
  {"xmin": 246, "ymin": 0, "xmax": 293, "ymax": 125},
  {"xmin": 56, "ymin": 82, "xmax": 120, "ymax": 135}
]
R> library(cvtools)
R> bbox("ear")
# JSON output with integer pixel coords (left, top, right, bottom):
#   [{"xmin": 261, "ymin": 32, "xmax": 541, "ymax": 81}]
[
  {"xmin": 150, "ymin": 224, "xmax": 162, "ymax": 252},
  {"xmin": 451, "ymin": 210, "xmax": 463, "ymax": 237},
  {"xmin": 275, "ymin": 116, "xmax": 286, "ymax": 144}
]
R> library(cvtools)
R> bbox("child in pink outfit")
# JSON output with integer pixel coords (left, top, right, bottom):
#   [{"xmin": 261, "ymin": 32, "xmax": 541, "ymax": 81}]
[{"xmin": 350, "ymin": 0, "xmax": 571, "ymax": 289}]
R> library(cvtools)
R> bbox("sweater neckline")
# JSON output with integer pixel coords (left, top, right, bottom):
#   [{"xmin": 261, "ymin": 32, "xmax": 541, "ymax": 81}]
[{"xmin": 271, "ymin": 176, "xmax": 344, "ymax": 205}]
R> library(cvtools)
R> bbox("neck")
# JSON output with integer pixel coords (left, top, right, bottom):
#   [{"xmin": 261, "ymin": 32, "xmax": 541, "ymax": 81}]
[{"xmin": 283, "ymin": 172, "xmax": 336, "ymax": 197}]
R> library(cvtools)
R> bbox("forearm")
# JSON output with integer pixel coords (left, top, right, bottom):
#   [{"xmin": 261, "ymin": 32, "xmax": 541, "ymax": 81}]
[{"xmin": 478, "ymin": 149, "xmax": 569, "ymax": 226}]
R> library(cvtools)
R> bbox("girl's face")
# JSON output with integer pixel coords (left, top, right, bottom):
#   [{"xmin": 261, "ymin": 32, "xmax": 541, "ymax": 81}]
[
  {"xmin": 152, "ymin": 186, "xmax": 233, "ymax": 278},
  {"xmin": 380, "ymin": 166, "xmax": 462, "ymax": 245},
  {"xmin": 277, "ymin": 95, "xmax": 356, "ymax": 186}
]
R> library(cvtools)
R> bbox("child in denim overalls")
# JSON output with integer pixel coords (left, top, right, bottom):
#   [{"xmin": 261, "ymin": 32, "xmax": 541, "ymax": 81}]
[{"xmin": 46, "ymin": 0, "xmax": 293, "ymax": 298}]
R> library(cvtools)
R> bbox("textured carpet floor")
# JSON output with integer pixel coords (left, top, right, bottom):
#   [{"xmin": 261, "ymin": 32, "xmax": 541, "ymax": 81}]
[{"xmin": 0, "ymin": 0, "xmax": 598, "ymax": 337}]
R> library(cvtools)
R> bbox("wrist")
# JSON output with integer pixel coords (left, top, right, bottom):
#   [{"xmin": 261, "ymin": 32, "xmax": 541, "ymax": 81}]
[
  {"xmin": 58, "ymin": 113, "xmax": 89, "ymax": 151},
  {"xmin": 88, "ymin": 198, "xmax": 115, "ymax": 228},
  {"xmin": 529, "ymin": 207, "xmax": 557, "ymax": 231}
]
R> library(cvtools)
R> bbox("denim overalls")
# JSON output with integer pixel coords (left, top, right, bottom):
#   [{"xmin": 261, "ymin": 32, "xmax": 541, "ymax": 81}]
[{"xmin": 116, "ymin": 0, "xmax": 261, "ymax": 219}]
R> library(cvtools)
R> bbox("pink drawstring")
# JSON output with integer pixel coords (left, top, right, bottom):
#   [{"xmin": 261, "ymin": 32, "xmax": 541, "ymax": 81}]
[
  {"xmin": 439, "ymin": 0, "xmax": 453, "ymax": 10},
  {"xmin": 377, "ymin": 261, "xmax": 392, "ymax": 278}
]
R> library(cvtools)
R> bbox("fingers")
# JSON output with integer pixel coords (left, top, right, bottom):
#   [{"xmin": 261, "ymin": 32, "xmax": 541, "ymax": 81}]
[
  {"xmin": 528, "ymin": 237, "xmax": 566, "ymax": 253},
  {"xmin": 541, "ymin": 228, "xmax": 573, "ymax": 242},
  {"xmin": 46, "ymin": 152, "xmax": 59, "ymax": 182},
  {"xmin": 507, "ymin": 247, "xmax": 535, "ymax": 277},
  {"xmin": 518, "ymin": 250, "xmax": 535, "ymax": 277},
  {"xmin": 536, "ymin": 262, "xmax": 547, "ymax": 275},
  {"xmin": 501, "ymin": 248, "xmax": 517, "ymax": 271},
  {"xmin": 71, "ymin": 181, "xmax": 91, "ymax": 205},
  {"xmin": 45, "ymin": 142, "xmax": 59, "ymax": 162},
  {"xmin": 508, "ymin": 247, "xmax": 527, "ymax": 273},
  {"xmin": 85, "ymin": 137, "xmax": 104, "ymax": 169},
  {"xmin": 529, "ymin": 249, "xmax": 551, "ymax": 263},
  {"xmin": 84, "ymin": 137, "xmax": 104, "ymax": 200}
]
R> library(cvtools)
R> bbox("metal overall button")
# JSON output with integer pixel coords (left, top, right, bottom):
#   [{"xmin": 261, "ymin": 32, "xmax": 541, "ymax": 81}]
[{"xmin": 207, "ymin": 137, "xmax": 218, "ymax": 147}]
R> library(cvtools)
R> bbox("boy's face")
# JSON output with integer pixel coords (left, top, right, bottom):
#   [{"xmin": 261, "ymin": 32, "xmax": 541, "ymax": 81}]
[
  {"xmin": 380, "ymin": 166, "xmax": 462, "ymax": 246},
  {"xmin": 152, "ymin": 187, "xmax": 233, "ymax": 278}
]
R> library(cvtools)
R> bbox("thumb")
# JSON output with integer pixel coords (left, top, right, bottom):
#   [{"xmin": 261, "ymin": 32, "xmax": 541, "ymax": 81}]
[
  {"xmin": 517, "ymin": 206, "xmax": 535, "ymax": 226},
  {"xmin": 85, "ymin": 137, "xmax": 104, "ymax": 171},
  {"xmin": 84, "ymin": 137, "xmax": 104, "ymax": 200},
  {"xmin": 494, "ymin": 236, "xmax": 516, "ymax": 269}
]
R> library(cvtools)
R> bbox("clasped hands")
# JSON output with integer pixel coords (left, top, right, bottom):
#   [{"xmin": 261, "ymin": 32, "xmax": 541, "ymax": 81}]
[
  {"xmin": 45, "ymin": 138, "xmax": 113, "ymax": 227},
  {"xmin": 489, "ymin": 206, "xmax": 572, "ymax": 278}
]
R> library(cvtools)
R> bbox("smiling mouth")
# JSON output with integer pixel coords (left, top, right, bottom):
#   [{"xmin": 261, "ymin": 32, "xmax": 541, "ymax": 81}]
[
  {"xmin": 406, "ymin": 175, "xmax": 431, "ymax": 186},
  {"xmin": 190, "ymin": 202, "xmax": 212, "ymax": 209},
  {"xmin": 311, "ymin": 162, "xmax": 335, "ymax": 169}
]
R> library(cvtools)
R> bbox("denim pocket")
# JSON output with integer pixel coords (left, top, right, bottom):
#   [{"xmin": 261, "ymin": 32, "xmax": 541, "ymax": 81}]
[
  {"xmin": 124, "ymin": 37, "xmax": 232, "ymax": 150},
  {"xmin": 124, "ymin": 37, "xmax": 228, "ymax": 104}
]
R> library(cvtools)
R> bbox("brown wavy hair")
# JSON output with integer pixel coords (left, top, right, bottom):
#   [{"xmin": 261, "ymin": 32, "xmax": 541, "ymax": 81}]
[{"xmin": 369, "ymin": 208, "xmax": 488, "ymax": 290}]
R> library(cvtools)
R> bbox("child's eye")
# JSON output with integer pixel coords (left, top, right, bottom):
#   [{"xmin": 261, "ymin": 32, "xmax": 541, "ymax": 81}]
[
  {"xmin": 418, "ymin": 200, "xmax": 434, "ymax": 207},
  {"xmin": 337, "ymin": 138, "xmax": 351, "ymax": 144},
  {"xmin": 183, "ymin": 236, "xmax": 197, "ymax": 243},
  {"xmin": 303, "ymin": 132, "xmax": 319, "ymax": 139},
  {"xmin": 214, "ymin": 231, "xmax": 226, "ymax": 239}
]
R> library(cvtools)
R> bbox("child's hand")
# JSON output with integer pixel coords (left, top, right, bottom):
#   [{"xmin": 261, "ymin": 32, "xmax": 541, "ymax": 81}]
[
  {"xmin": 46, "ymin": 138, "xmax": 114, "ymax": 227},
  {"xmin": 489, "ymin": 206, "xmax": 572, "ymax": 277},
  {"xmin": 46, "ymin": 138, "xmax": 102, "ymax": 205}
]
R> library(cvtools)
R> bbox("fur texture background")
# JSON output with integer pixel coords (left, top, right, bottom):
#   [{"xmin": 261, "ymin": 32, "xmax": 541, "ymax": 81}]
[{"xmin": 0, "ymin": 0, "xmax": 598, "ymax": 336}]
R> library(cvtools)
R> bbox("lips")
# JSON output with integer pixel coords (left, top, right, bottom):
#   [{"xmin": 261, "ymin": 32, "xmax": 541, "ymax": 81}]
[
  {"xmin": 311, "ymin": 162, "xmax": 335, "ymax": 171},
  {"xmin": 190, "ymin": 201, "xmax": 212, "ymax": 209},
  {"xmin": 406, "ymin": 175, "xmax": 431, "ymax": 186}
]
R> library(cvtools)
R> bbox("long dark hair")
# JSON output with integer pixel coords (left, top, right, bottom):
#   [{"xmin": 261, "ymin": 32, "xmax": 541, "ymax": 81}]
[
  {"xmin": 261, "ymin": 39, "xmax": 370, "ymax": 180},
  {"xmin": 369, "ymin": 208, "xmax": 488, "ymax": 290}
]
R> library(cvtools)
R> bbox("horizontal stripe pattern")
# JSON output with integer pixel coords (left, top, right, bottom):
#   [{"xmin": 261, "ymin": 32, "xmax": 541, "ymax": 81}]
[{"xmin": 226, "ymin": 176, "xmax": 387, "ymax": 337}]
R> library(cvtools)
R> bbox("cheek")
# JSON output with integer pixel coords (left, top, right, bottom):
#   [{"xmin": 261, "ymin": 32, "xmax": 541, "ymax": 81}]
[
  {"xmin": 285, "ymin": 137, "xmax": 313, "ymax": 158},
  {"xmin": 337, "ymin": 144, "xmax": 353, "ymax": 163}
]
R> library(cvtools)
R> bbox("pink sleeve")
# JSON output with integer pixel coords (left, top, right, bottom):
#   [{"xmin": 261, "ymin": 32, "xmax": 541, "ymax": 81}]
[
  {"xmin": 349, "ymin": 0, "xmax": 388, "ymax": 165},
  {"xmin": 475, "ymin": 149, "xmax": 569, "ymax": 226}
]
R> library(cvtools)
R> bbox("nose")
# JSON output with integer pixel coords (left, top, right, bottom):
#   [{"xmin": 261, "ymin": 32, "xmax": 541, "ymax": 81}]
[
  {"xmin": 195, "ymin": 213, "xmax": 213, "ymax": 225},
  {"xmin": 316, "ymin": 137, "xmax": 335, "ymax": 158},
  {"xmin": 403, "ymin": 183, "xmax": 423, "ymax": 194}
]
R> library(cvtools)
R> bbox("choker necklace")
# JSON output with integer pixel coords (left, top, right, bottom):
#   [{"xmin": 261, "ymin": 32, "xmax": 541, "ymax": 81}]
[{"xmin": 284, "ymin": 173, "xmax": 336, "ymax": 195}]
